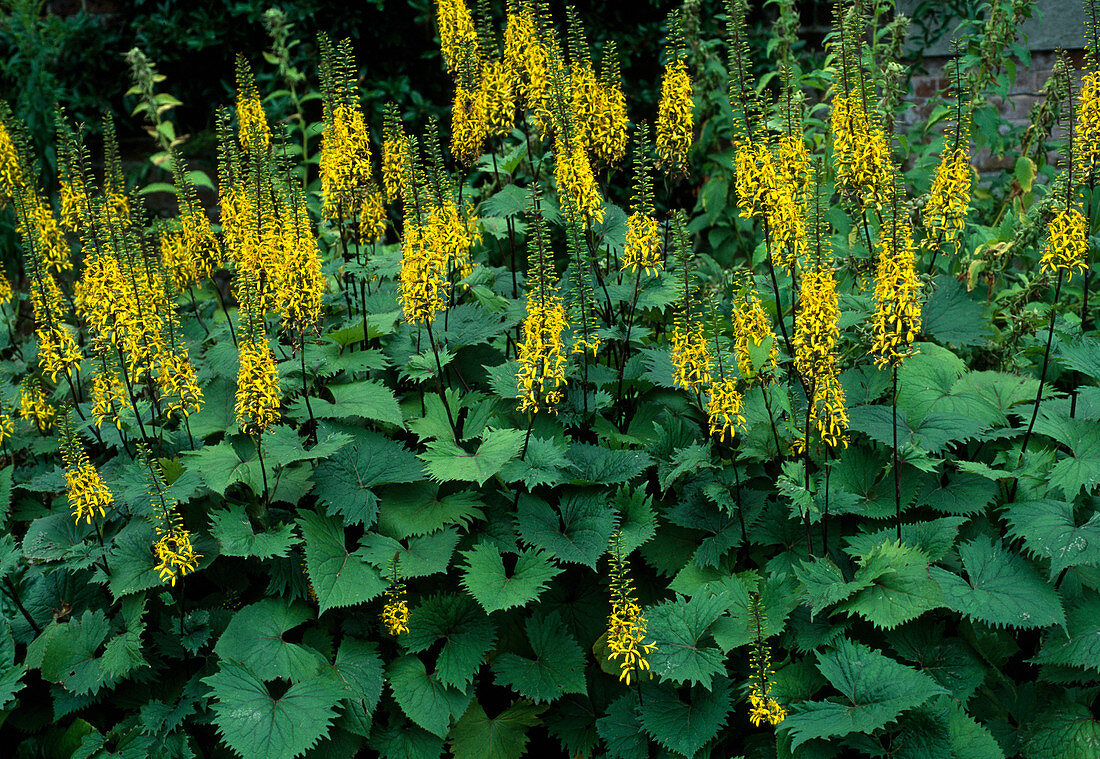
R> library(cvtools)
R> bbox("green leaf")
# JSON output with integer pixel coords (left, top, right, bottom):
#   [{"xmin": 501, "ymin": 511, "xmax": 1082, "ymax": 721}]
[
  {"xmin": 298, "ymin": 510, "xmax": 387, "ymax": 614},
  {"xmin": 1042, "ymin": 419, "xmax": 1100, "ymax": 498},
  {"xmin": 459, "ymin": 542, "xmax": 562, "ymax": 614},
  {"xmin": 781, "ymin": 638, "xmax": 945, "ymax": 750},
  {"xmin": 184, "ymin": 439, "xmax": 259, "ymax": 497},
  {"xmin": 844, "ymin": 516, "xmax": 966, "ymax": 562},
  {"xmin": 565, "ymin": 443, "xmax": 652, "ymax": 485},
  {"xmin": 327, "ymin": 638, "xmax": 384, "ymax": 733},
  {"xmin": 0, "ymin": 621, "xmax": 25, "ymax": 708},
  {"xmin": 368, "ymin": 719, "xmax": 444, "ymax": 759},
  {"xmin": 261, "ymin": 426, "xmax": 351, "ymax": 469},
  {"xmin": 491, "ymin": 612, "xmax": 586, "ymax": 703},
  {"xmin": 387, "ymin": 655, "xmax": 473, "ymax": 738},
  {"xmin": 106, "ymin": 522, "xmax": 162, "ymax": 599},
  {"xmin": 596, "ymin": 694, "xmax": 647, "ymax": 759},
  {"xmin": 500, "ymin": 436, "xmax": 570, "ymax": 489},
  {"xmin": 836, "ymin": 542, "xmax": 943, "ymax": 630},
  {"xmin": 447, "ymin": 699, "xmax": 546, "ymax": 759},
  {"xmin": 377, "ymin": 484, "xmax": 485, "ymax": 539},
  {"xmin": 941, "ymin": 699, "xmax": 1006, "ymax": 759},
  {"xmin": 848, "ymin": 405, "xmax": 986, "ymax": 454},
  {"xmin": 921, "ymin": 276, "xmax": 991, "ymax": 347},
  {"xmin": 1022, "ymin": 704, "xmax": 1100, "ymax": 759},
  {"xmin": 638, "ymin": 679, "xmax": 732, "ymax": 758},
  {"xmin": 214, "ymin": 600, "xmax": 325, "ymax": 682},
  {"xmin": 917, "ymin": 469, "xmax": 998, "ymax": 516},
  {"xmin": 516, "ymin": 490, "xmax": 616, "ymax": 569},
  {"xmin": 404, "ymin": 593, "xmax": 496, "ymax": 690},
  {"xmin": 293, "ymin": 380, "xmax": 404, "ymax": 427},
  {"xmin": 204, "ymin": 662, "xmax": 346, "ymax": 759},
  {"xmin": 794, "ymin": 556, "xmax": 870, "ymax": 617},
  {"xmin": 40, "ymin": 610, "xmax": 113, "ymax": 696},
  {"xmin": 645, "ymin": 594, "xmax": 727, "ymax": 688},
  {"xmin": 315, "ymin": 432, "xmax": 424, "ymax": 527},
  {"xmin": 1005, "ymin": 499, "xmax": 1100, "ymax": 578},
  {"xmin": 210, "ymin": 504, "xmax": 300, "ymax": 559},
  {"xmin": 420, "ymin": 428, "xmax": 525, "ymax": 486},
  {"xmin": 931, "ymin": 538, "xmax": 1065, "ymax": 629},
  {"xmin": 1031, "ymin": 594, "xmax": 1100, "ymax": 673},
  {"xmin": 895, "ymin": 344, "xmax": 967, "ymax": 424}
]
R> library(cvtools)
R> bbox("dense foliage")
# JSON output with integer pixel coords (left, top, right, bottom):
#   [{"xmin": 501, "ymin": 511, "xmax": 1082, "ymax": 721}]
[{"xmin": 0, "ymin": 0, "xmax": 1098, "ymax": 757}]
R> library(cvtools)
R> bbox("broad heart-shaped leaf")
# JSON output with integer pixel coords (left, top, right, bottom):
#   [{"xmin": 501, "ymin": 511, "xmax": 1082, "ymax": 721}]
[
  {"xmin": 1021, "ymin": 704, "xmax": 1100, "ymax": 759},
  {"xmin": 184, "ymin": 439, "xmax": 259, "ymax": 497},
  {"xmin": 847, "ymin": 405, "xmax": 986, "ymax": 454},
  {"xmin": 315, "ymin": 432, "xmax": 424, "ymax": 528},
  {"xmin": 204, "ymin": 662, "xmax": 346, "ymax": 759},
  {"xmin": 638, "ymin": 678, "xmax": 732, "ymax": 758},
  {"xmin": 292, "ymin": 379, "xmax": 403, "ymax": 427},
  {"xmin": 921, "ymin": 275, "xmax": 992, "ymax": 347},
  {"xmin": 459, "ymin": 542, "xmax": 562, "ymax": 613},
  {"xmin": 420, "ymin": 428, "xmax": 525, "ymax": 486},
  {"xmin": 387, "ymin": 655, "xmax": 473, "ymax": 738},
  {"xmin": 516, "ymin": 490, "xmax": 616, "ymax": 569},
  {"xmin": 447, "ymin": 699, "xmax": 546, "ymax": 759},
  {"xmin": 499, "ymin": 436, "xmax": 571, "ymax": 489},
  {"xmin": 214, "ymin": 600, "xmax": 325, "ymax": 682},
  {"xmin": 106, "ymin": 521, "xmax": 162, "ymax": 600},
  {"xmin": 645, "ymin": 593, "xmax": 727, "ymax": 688},
  {"xmin": 1045, "ymin": 419, "xmax": 1100, "ymax": 498},
  {"xmin": 1031, "ymin": 594, "xmax": 1100, "ymax": 673},
  {"xmin": 403, "ymin": 593, "xmax": 496, "ymax": 690},
  {"xmin": 596, "ymin": 693, "xmax": 648, "ymax": 759},
  {"xmin": 930, "ymin": 538, "xmax": 1065, "ymax": 630},
  {"xmin": 1005, "ymin": 499, "xmax": 1100, "ymax": 578},
  {"xmin": 836, "ymin": 542, "xmax": 943, "ymax": 630},
  {"xmin": 297, "ymin": 510, "xmax": 387, "ymax": 614},
  {"xmin": 377, "ymin": 483, "xmax": 485, "ymax": 539},
  {"xmin": 368, "ymin": 719, "xmax": 445, "ymax": 759},
  {"xmin": 491, "ymin": 612, "xmax": 586, "ymax": 703},
  {"xmin": 325, "ymin": 638, "xmax": 385, "ymax": 732},
  {"xmin": 794, "ymin": 556, "xmax": 871, "ymax": 617},
  {"xmin": 780, "ymin": 638, "xmax": 945, "ymax": 750},
  {"xmin": 565, "ymin": 443, "xmax": 652, "ymax": 485},
  {"xmin": 209, "ymin": 504, "xmax": 300, "ymax": 559},
  {"xmin": 260, "ymin": 425, "xmax": 351, "ymax": 469},
  {"xmin": 39, "ymin": 610, "xmax": 114, "ymax": 696},
  {"xmin": 359, "ymin": 528, "xmax": 460, "ymax": 579}
]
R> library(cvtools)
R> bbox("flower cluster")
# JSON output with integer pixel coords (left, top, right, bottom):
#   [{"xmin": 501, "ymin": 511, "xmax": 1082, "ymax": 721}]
[
  {"xmin": 733, "ymin": 285, "xmax": 778, "ymax": 384},
  {"xmin": 606, "ymin": 533, "xmax": 657, "ymax": 686},
  {"xmin": 655, "ymin": 58, "xmax": 693, "ymax": 171},
  {"xmin": 517, "ymin": 200, "xmax": 569, "ymax": 414},
  {"xmin": 60, "ymin": 413, "xmax": 114, "ymax": 525},
  {"xmin": 382, "ymin": 558, "xmax": 410, "ymax": 636},
  {"xmin": 18, "ymin": 378, "xmax": 55, "ymax": 433},
  {"xmin": 707, "ymin": 378, "xmax": 746, "ymax": 442},
  {"xmin": 1039, "ymin": 206, "xmax": 1089, "ymax": 278},
  {"xmin": 831, "ymin": 93, "xmax": 893, "ymax": 210},
  {"xmin": 924, "ymin": 143, "xmax": 972, "ymax": 253},
  {"xmin": 235, "ymin": 335, "xmax": 282, "ymax": 435},
  {"xmin": 871, "ymin": 201, "xmax": 922, "ymax": 368},
  {"xmin": 670, "ymin": 319, "xmax": 713, "ymax": 394},
  {"xmin": 1078, "ymin": 71, "xmax": 1100, "ymax": 179}
]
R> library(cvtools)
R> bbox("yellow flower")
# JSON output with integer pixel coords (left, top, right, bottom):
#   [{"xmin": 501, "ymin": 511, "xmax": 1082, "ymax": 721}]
[
  {"xmin": 504, "ymin": 2, "xmax": 549, "ymax": 114},
  {"xmin": 813, "ymin": 369, "xmax": 849, "ymax": 450},
  {"xmin": 708, "ymin": 378, "xmax": 746, "ymax": 442},
  {"xmin": 236, "ymin": 59, "xmax": 270, "ymax": 154},
  {"xmin": 235, "ymin": 337, "xmax": 281, "ymax": 435},
  {"xmin": 160, "ymin": 209, "xmax": 221, "ymax": 290},
  {"xmin": 871, "ymin": 206, "xmax": 922, "ymax": 368},
  {"xmin": 733, "ymin": 287, "xmax": 777, "ymax": 384},
  {"xmin": 452, "ymin": 84, "xmax": 488, "ymax": 165},
  {"xmin": 157, "ymin": 350, "xmax": 203, "ymax": 420},
  {"xmin": 517, "ymin": 292, "xmax": 569, "ymax": 414},
  {"xmin": 358, "ymin": 188, "xmax": 388, "ymax": 243},
  {"xmin": 831, "ymin": 93, "xmax": 893, "ymax": 210},
  {"xmin": 747, "ymin": 598, "xmax": 786, "ymax": 727},
  {"xmin": 382, "ymin": 113, "xmax": 410, "ymax": 204},
  {"xmin": 734, "ymin": 138, "xmax": 806, "ymax": 268},
  {"xmin": 1079, "ymin": 71, "xmax": 1100, "ymax": 178},
  {"xmin": 320, "ymin": 103, "xmax": 374, "ymax": 221},
  {"xmin": 655, "ymin": 59, "xmax": 693, "ymax": 171},
  {"xmin": 382, "ymin": 558, "xmax": 410, "ymax": 636},
  {"xmin": 35, "ymin": 325, "xmax": 82, "ymax": 383},
  {"xmin": 793, "ymin": 266, "xmax": 841, "ymax": 381},
  {"xmin": 91, "ymin": 367, "xmax": 128, "ymax": 431},
  {"xmin": 924, "ymin": 142, "xmax": 971, "ymax": 253},
  {"xmin": 606, "ymin": 532, "xmax": 657, "ymax": 686},
  {"xmin": 398, "ymin": 220, "xmax": 448, "ymax": 324},
  {"xmin": 0, "ymin": 117, "xmax": 22, "ymax": 205},
  {"xmin": 1039, "ymin": 206, "xmax": 1088, "ymax": 279},
  {"xmin": 554, "ymin": 136, "xmax": 604, "ymax": 223},
  {"xmin": 622, "ymin": 212, "xmax": 662, "ymax": 275},
  {"xmin": 435, "ymin": 0, "xmax": 479, "ymax": 78},
  {"xmin": 60, "ymin": 413, "xmax": 114, "ymax": 525},
  {"xmin": 153, "ymin": 528, "xmax": 201, "ymax": 587},
  {"xmin": 0, "ymin": 406, "xmax": 13, "ymax": 447},
  {"xmin": 19, "ymin": 378, "xmax": 55, "ymax": 433},
  {"xmin": 670, "ymin": 319, "xmax": 713, "ymax": 394},
  {"xmin": 482, "ymin": 58, "xmax": 516, "ymax": 138}
]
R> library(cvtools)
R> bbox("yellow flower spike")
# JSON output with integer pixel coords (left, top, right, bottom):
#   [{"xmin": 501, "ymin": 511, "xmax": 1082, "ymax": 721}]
[
  {"xmin": 1079, "ymin": 71, "xmax": 1100, "ymax": 179},
  {"xmin": 0, "ymin": 116, "xmax": 23, "ymax": 205},
  {"xmin": 707, "ymin": 378, "xmax": 746, "ymax": 442},
  {"xmin": 554, "ymin": 137, "xmax": 604, "ymax": 224},
  {"xmin": 656, "ymin": 58, "xmax": 694, "ymax": 171},
  {"xmin": 153, "ymin": 528, "xmax": 201, "ymax": 587},
  {"xmin": 870, "ymin": 195, "xmax": 922, "ymax": 368},
  {"xmin": 1040, "ymin": 206, "xmax": 1089, "ymax": 279},
  {"xmin": 732, "ymin": 286, "xmax": 778, "ymax": 385},
  {"xmin": 320, "ymin": 103, "xmax": 374, "ymax": 221},
  {"xmin": 435, "ymin": 0, "xmax": 479, "ymax": 78},
  {"xmin": 235, "ymin": 337, "xmax": 281, "ymax": 436},
  {"xmin": 382, "ymin": 109, "xmax": 410, "ymax": 204},
  {"xmin": 59, "ymin": 412, "xmax": 114, "ymax": 526},
  {"xmin": 831, "ymin": 93, "xmax": 893, "ymax": 210},
  {"xmin": 235, "ymin": 57, "xmax": 270, "ymax": 155},
  {"xmin": 606, "ymin": 532, "xmax": 656, "ymax": 686},
  {"xmin": 382, "ymin": 557, "xmax": 410, "ymax": 636},
  {"xmin": 517, "ymin": 293, "xmax": 569, "ymax": 414},
  {"xmin": 451, "ymin": 84, "xmax": 488, "ymax": 165},
  {"xmin": 19, "ymin": 378, "xmax": 56, "ymax": 434},
  {"xmin": 91, "ymin": 367, "xmax": 127, "ymax": 431},
  {"xmin": 924, "ymin": 143, "xmax": 972, "ymax": 254},
  {"xmin": 482, "ymin": 58, "xmax": 516, "ymax": 139},
  {"xmin": 623, "ymin": 212, "xmax": 662, "ymax": 276},
  {"xmin": 670, "ymin": 319, "xmax": 713, "ymax": 394}
]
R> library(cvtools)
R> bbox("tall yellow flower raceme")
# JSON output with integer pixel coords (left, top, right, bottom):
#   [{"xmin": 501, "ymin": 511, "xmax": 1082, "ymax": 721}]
[
  {"xmin": 871, "ymin": 206, "xmax": 922, "ymax": 368},
  {"xmin": 924, "ymin": 141, "xmax": 972, "ymax": 253},
  {"xmin": 482, "ymin": 58, "xmax": 516, "ymax": 139},
  {"xmin": 160, "ymin": 207, "xmax": 220, "ymax": 291},
  {"xmin": 19, "ymin": 378, "xmax": 56, "ymax": 433},
  {"xmin": 707, "ymin": 377, "xmax": 745, "ymax": 442},
  {"xmin": 381, "ymin": 110, "xmax": 411, "ymax": 204},
  {"xmin": 0, "ymin": 116, "xmax": 23, "ymax": 205},
  {"xmin": 382, "ymin": 558, "xmax": 410, "ymax": 636},
  {"xmin": 60, "ymin": 414, "xmax": 114, "ymax": 525},
  {"xmin": 1040, "ymin": 206, "xmax": 1089, "ymax": 278},
  {"xmin": 274, "ymin": 199, "xmax": 326, "ymax": 335},
  {"xmin": 235, "ymin": 58, "xmax": 270, "ymax": 155},
  {"xmin": 670, "ymin": 319, "xmax": 713, "ymax": 394},
  {"xmin": 733, "ymin": 286, "xmax": 778, "ymax": 384},
  {"xmin": 1078, "ymin": 71, "xmax": 1100, "ymax": 179},
  {"xmin": 504, "ymin": 2, "xmax": 550, "ymax": 119},
  {"xmin": 320, "ymin": 103, "xmax": 374, "ymax": 221},
  {"xmin": 145, "ymin": 454, "xmax": 201, "ymax": 587},
  {"xmin": 516, "ymin": 289, "xmax": 568, "ymax": 414},
  {"xmin": 623, "ymin": 212, "xmax": 662, "ymax": 275},
  {"xmin": 235, "ymin": 336, "xmax": 281, "ymax": 436},
  {"xmin": 554, "ymin": 136, "xmax": 604, "ymax": 223},
  {"xmin": 606, "ymin": 532, "xmax": 657, "ymax": 686},
  {"xmin": 452, "ymin": 84, "xmax": 488, "ymax": 165},
  {"xmin": 831, "ymin": 93, "xmax": 893, "ymax": 210},
  {"xmin": 655, "ymin": 58, "xmax": 693, "ymax": 171},
  {"xmin": 398, "ymin": 219, "xmax": 448, "ymax": 325},
  {"xmin": 91, "ymin": 364, "xmax": 128, "ymax": 431},
  {"xmin": 734, "ymin": 136, "xmax": 807, "ymax": 268},
  {"xmin": 589, "ymin": 48, "xmax": 628, "ymax": 165},
  {"xmin": 435, "ymin": 0, "xmax": 479, "ymax": 78},
  {"xmin": 0, "ymin": 400, "xmax": 13, "ymax": 447},
  {"xmin": 794, "ymin": 265, "xmax": 849, "ymax": 449}
]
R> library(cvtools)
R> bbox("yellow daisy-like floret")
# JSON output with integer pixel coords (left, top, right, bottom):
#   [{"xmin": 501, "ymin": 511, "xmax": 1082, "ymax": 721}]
[
  {"xmin": 924, "ymin": 143, "xmax": 971, "ymax": 253},
  {"xmin": 831, "ymin": 93, "xmax": 893, "ymax": 210},
  {"xmin": 1039, "ymin": 206, "xmax": 1088, "ymax": 279},
  {"xmin": 153, "ymin": 528, "xmax": 201, "ymax": 587},
  {"xmin": 708, "ymin": 378, "xmax": 746, "ymax": 442},
  {"xmin": 670, "ymin": 319, "xmax": 713, "ymax": 394},
  {"xmin": 61, "ymin": 424, "xmax": 114, "ymax": 526},
  {"xmin": 517, "ymin": 292, "xmax": 569, "ymax": 414},
  {"xmin": 733, "ymin": 287, "xmax": 778, "ymax": 384},
  {"xmin": 1078, "ymin": 71, "xmax": 1100, "ymax": 178},
  {"xmin": 18, "ymin": 378, "xmax": 56, "ymax": 433},
  {"xmin": 871, "ymin": 210, "xmax": 922, "ymax": 368},
  {"xmin": 622, "ymin": 212, "xmax": 662, "ymax": 276},
  {"xmin": 554, "ymin": 137, "xmax": 604, "ymax": 223},
  {"xmin": 235, "ymin": 337, "xmax": 281, "ymax": 435},
  {"xmin": 656, "ymin": 59, "xmax": 693, "ymax": 171}
]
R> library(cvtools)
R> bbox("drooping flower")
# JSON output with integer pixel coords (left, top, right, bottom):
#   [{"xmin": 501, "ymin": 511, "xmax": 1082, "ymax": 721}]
[
  {"xmin": 235, "ymin": 336, "xmax": 281, "ymax": 435},
  {"xmin": 747, "ymin": 594, "xmax": 787, "ymax": 727},
  {"xmin": 708, "ymin": 378, "xmax": 746, "ymax": 442},
  {"xmin": 655, "ymin": 58, "xmax": 693, "ymax": 171},
  {"xmin": 1078, "ymin": 71, "xmax": 1100, "ymax": 178},
  {"xmin": 381, "ymin": 557, "xmax": 410, "ymax": 636},
  {"xmin": 606, "ymin": 532, "xmax": 657, "ymax": 686},
  {"xmin": 18, "ymin": 378, "xmax": 56, "ymax": 433},
  {"xmin": 830, "ymin": 93, "xmax": 893, "ymax": 210},
  {"xmin": 235, "ymin": 56, "xmax": 270, "ymax": 154},
  {"xmin": 60, "ymin": 412, "xmax": 114, "ymax": 525},
  {"xmin": 670, "ymin": 319, "xmax": 713, "ymax": 394},
  {"xmin": 1039, "ymin": 205, "xmax": 1089, "ymax": 279},
  {"xmin": 732, "ymin": 285, "xmax": 778, "ymax": 384},
  {"xmin": 870, "ymin": 195, "xmax": 922, "ymax": 368}
]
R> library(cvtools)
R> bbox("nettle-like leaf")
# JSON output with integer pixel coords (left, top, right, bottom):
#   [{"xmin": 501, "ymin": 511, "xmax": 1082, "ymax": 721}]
[
  {"xmin": 214, "ymin": 600, "xmax": 325, "ymax": 682},
  {"xmin": 0, "ymin": 620, "xmax": 25, "ymax": 709},
  {"xmin": 106, "ymin": 521, "xmax": 162, "ymax": 599},
  {"xmin": 847, "ymin": 405, "xmax": 986, "ymax": 455},
  {"xmin": 184, "ymin": 439, "xmax": 260, "ymax": 497},
  {"xmin": 298, "ymin": 510, "xmax": 387, "ymax": 614},
  {"xmin": 404, "ymin": 593, "xmax": 496, "ymax": 690},
  {"xmin": 459, "ymin": 542, "xmax": 561, "ymax": 613},
  {"xmin": 638, "ymin": 678, "xmax": 732, "ymax": 758},
  {"xmin": 1005, "ymin": 499, "xmax": 1100, "ymax": 578},
  {"xmin": 209, "ymin": 504, "xmax": 300, "ymax": 559},
  {"xmin": 921, "ymin": 275, "xmax": 992, "ymax": 347},
  {"xmin": 645, "ymin": 593, "xmax": 727, "ymax": 688},
  {"xmin": 291, "ymin": 379, "xmax": 404, "ymax": 427},
  {"xmin": 387, "ymin": 655, "xmax": 473, "ymax": 738},
  {"xmin": 835, "ymin": 542, "xmax": 943, "ymax": 630},
  {"xmin": 1035, "ymin": 417, "xmax": 1100, "ymax": 498},
  {"xmin": 930, "ymin": 538, "xmax": 1065, "ymax": 630},
  {"xmin": 940, "ymin": 698, "xmax": 1006, "ymax": 759},
  {"xmin": 260, "ymin": 425, "xmax": 351, "ymax": 469},
  {"xmin": 1021, "ymin": 703, "xmax": 1100, "ymax": 759},
  {"xmin": 500, "ymin": 436, "xmax": 570, "ymax": 488},
  {"xmin": 447, "ymin": 699, "xmax": 546, "ymax": 759},
  {"xmin": 844, "ymin": 516, "xmax": 966, "ymax": 562},
  {"xmin": 204, "ymin": 662, "xmax": 346, "ymax": 759},
  {"xmin": 39, "ymin": 610, "xmax": 115, "ymax": 696},
  {"xmin": 377, "ymin": 483, "xmax": 485, "ymax": 539},
  {"xmin": 781, "ymin": 638, "xmax": 946, "ymax": 750},
  {"xmin": 596, "ymin": 693, "xmax": 648, "ymax": 759},
  {"xmin": 314, "ymin": 431, "xmax": 424, "ymax": 528},
  {"xmin": 360, "ymin": 528, "xmax": 459, "ymax": 579},
  {"xmin": 516, "ymin": 490, "xmax": 616, "ymax": 568},
  {"xmin": 420, "ymin": 428, "xmax": 525, "ymax": 486},
  {"xmin": 326, "ymin": 638, "xmax": 385, "ymax": 734},
  {"xmin": 492, "ymin": 612, "xmax": 586, "ymax": 703},
  {"xmin": 368, "ymin": 719, "xmax": 445, "ymax": 759},
  {"xmin": 1031, "ymin": 594, "xmax": 1100, "ymax": 673},
  {"xmin": 565, "ymin": 443, "xmax": 652, "ymax": 485}
]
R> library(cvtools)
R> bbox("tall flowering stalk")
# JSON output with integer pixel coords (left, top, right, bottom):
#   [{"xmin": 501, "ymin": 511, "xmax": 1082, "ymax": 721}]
[
  {"xmin": 606, "ymin": 531, "xmax": 656, "ymax": 686},
  {"xmin": 669, "ymin": 212, "xmax": 712, "ymax": 395},
  {"xmin": 59, "ymin": 411, "xmax": 114, "ymax": 526},
  {"xmin": 924, "ymin": 53, "xmax": 973, "ymax": 271},
  {"xmin": 655, "ymin": 12, "xmax": 694, "ymax": 173},
  {"xmin": 141, "ymin": 445, "xmax": 200, "ymax": 587},
  {"xmin": 381, "ymin": 556, "xmax": 410, "ymax": 636},
  {"xmin": 747, "ymin": 594, "xmax": 787, "ymax": 727},
  {"xmin": 707, "ymin": 300, "xmax": 745, "ymax": 443}
]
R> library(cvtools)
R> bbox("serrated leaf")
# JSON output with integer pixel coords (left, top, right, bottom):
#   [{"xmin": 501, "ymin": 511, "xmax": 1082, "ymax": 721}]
[
  {"xmin": 377, "ymin": 484, "xmax": 485, "ymax": 539},
  {"xmin": 204, "ymin": 662, "xmax": 346, "ymax": 759},
  {"xmin": 931, "ymin": 538, "xmax": 1065, "ymax": 630},
  {"xmin": 261, "ymin": 426, "xmax": 351, "ymax": 469},
  {"xmin": 214, "ymin": 600, "xmax": 325, "ymax": 682},
  {"xmin": 106, "ymin": 522, "xmax": 162, "ymax": 599},
  {"xmin": 296, "ymin": 380, "xmax": 403, "ymax": 427},
  {"xmin": 645, "ymin": 594, "xmax": 727, "ymax": 688},
  {"xmin": 40, "ymin": 610, "xmax": 113, "ymax": 696},
  {"xmin": 447, "ymin": 699, "xmax": 546, "ymax": 759},
  {"xmin": 596, "ymin": 693, "xmax": 647, "ymax": 759},
  {"xmin": 404, "ymin": 593, "xmax": 496, "ymax": 690},
  {"xmin": 848, "ymin": 405, "xmax": 986, "ymax": 454},
  {"xmin": 921, "ymin": 276, "xmax": 991, "ymax": 347},
  {"xmin": 1031, "ymin": 594, "xmax": 1100, "ymax": 673},
  {"xmin": 1022, "ymin": 704, "xmax": 1100, "ymax": 759},
  {"xmin": 184, "ymin": 439, "xmax": 258, "ymax": 497},
  {"xmin": 516, "ymin": 490, "xmax": 616, "ymax": 568},
  {"xmin": 298, "ymin": 510, "xmax": 387, "ymax": 614},
  {"xmin": 491, "ymin": 612, "xmax": 586, "ymax": 703},
  {"xmin": 387, "ymin": 655, "xmax": 472, "ymax": 738},
  {"xmin": 941, "ymin": 699, "xmax": 1006, "ymax": 759},
  {"xmin": 326, "ymin": 638, "xmax": 384, "ymax": 732},
  {"xmin": 499, "ymin": 436, "xmax": 570, "ymax": 488},
  {"xmin": 314, "ymin": 432, "xmax": 424, "ymax": 528},
  {"xmin": 638, "ymin": 679, "xmax": 732, "ymax": 758},
  {"xmin": 794, "ymin": 556, "xmax": 870, "ymax": 617},
  {"xmin": 210, "ymin": 504, "xmax": 300, "ymax": 559},
  {"xmin": 420, "ymin": 428, "xmax": 524, "ymax": 486},
  {"xmin": 1005, "ymin": 499, "xmax": 1100, "ymax": 578},
  {"xmin": 459, "ymin": 542, "xmax": 561, "ymax": 613},
  {"xmin": 781, "ymin": 638, "xmax": 945, "ymax": 750},
  {"xmin": 565, "ymin": 443, "xmax": 652, "ymax": 485},
  {"xmin": 837, "ymin": 542, "xmax": 943, "ymax": 629},
  {"xmin": 368, "ymin": 719, "xmax": 444, "ymax": 759}
]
